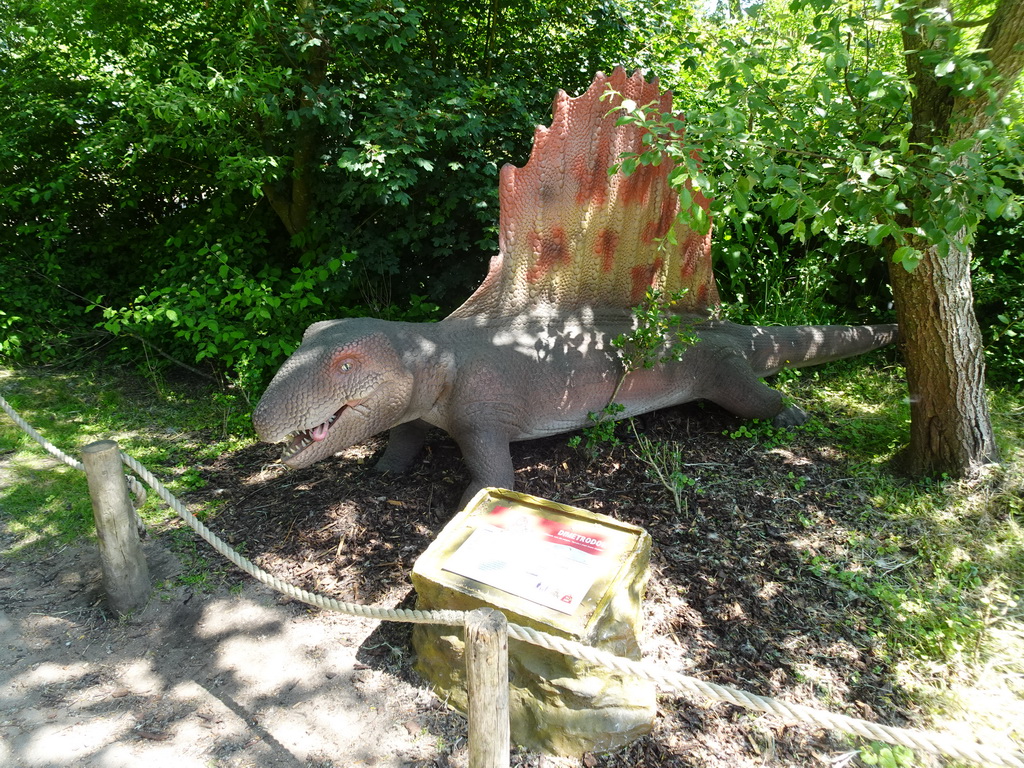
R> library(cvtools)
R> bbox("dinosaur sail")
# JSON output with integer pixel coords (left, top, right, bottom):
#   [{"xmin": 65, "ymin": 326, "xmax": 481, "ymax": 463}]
[{"xmin": 449, "ymin": 67, "xmax": 719, "ymax": 319}]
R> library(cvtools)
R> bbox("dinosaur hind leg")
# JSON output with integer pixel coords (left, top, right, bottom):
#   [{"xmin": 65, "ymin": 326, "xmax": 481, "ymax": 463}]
[{"xmin": 701, "ymin": 355, "xmax": 809, "ymax": 427}]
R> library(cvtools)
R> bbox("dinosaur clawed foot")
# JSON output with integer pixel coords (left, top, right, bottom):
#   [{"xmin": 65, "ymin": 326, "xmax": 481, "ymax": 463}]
[{"xmin": 772, "ymin": 404, "xmax": 810, "ymax": 428}]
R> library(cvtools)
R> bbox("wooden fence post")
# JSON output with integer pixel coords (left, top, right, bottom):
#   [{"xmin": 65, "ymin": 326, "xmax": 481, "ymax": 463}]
[
  {"xmin": 465, "ymin": 607, "xmax": 510, "ymax": 768},
  {"xmin": 81, "ymin": 440, "xmax": 150, "ymax": 616}
]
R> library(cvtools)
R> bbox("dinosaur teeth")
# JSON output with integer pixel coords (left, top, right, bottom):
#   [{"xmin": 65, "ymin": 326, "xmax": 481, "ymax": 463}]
[
  {"xmin": 279, "ymin": 406, "xmax": 347, "ymax": 461},
  {"xmin": 282, "ymin": 435, "xmax": 312, "ymax": 459}
]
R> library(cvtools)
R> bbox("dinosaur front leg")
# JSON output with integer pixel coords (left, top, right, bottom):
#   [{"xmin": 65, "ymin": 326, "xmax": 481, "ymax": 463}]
[
  {"xmin": 449, "ymin": 422, "xmax": 517, "ymax": 509},
  {"xmin": 702, "ymin": 355, "xmax": 809, "ymax": 427},
  {"xmin": 375, "ymin": 419, "xmax": 430, "ymax": 474}
]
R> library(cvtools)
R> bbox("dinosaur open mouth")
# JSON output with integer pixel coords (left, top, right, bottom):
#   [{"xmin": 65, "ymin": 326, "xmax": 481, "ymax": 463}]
[{"xmin": 281, "ymin": 404, "xmax": 348, "ymax": 461}]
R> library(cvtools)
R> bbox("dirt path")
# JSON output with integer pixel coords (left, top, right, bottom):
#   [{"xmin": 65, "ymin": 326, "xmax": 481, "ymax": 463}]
[{"xmin": 0, "ymin": 535, "xmax": 476, "ymax": 768}]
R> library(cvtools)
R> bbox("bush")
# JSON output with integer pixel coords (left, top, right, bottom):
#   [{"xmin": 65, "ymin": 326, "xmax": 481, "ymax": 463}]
[
  {"xmin": 974, "ymin": 213, "xmax": 1024, "ymax": 385},
  {"xmin": 0, "ymin": 0, "xmax": 666, "ymax": 382}
]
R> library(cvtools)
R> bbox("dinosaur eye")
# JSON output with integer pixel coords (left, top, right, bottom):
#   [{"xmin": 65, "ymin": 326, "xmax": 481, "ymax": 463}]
[{"xmin": 331, "ymin": 351, "xmax": 357, "ymax": 376}]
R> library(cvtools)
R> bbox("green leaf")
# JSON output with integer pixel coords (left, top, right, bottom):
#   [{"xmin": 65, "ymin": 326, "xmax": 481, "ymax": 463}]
[
  {"xmin": 949, "ymin": 138, "xmax": 975, "ymax": 156},
  {"xmin": 679, "ymin": 187, "xmax": 693, "ymax": 211},
  {"xmin": 934, "ymin": 59, "xmax": 956, "ymax": 77},
  {"xmin": 985, "ymin": 194, "xmax": 1005, "ymax": 219},
  {"xmin": 867, "ymin": 224, "xmax": 892, "ymax": 247},
  {"xmin": 892, "ymin": 246, "xmax": 922, "ymax": 272},
  {"xmin": 777, "ymin": 198, "xmax": 799, "ymax": 220}
]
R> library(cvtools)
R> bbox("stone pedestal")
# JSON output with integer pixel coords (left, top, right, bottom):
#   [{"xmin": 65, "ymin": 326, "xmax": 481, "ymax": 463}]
[{"xmin": 411, "ymin": 488, "xmax": 654, "ymax": 756}]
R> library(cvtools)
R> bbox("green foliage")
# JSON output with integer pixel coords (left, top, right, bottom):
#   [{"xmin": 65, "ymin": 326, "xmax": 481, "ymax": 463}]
[
  {"xmin": 0, "ymin": 0, "xmax": 665, "ymax": 380},
  {"xmin": 610, "ymin": 288, "xmax": 699, "ymax": 374},
  {"xmin": 722, "ymin": 418, "xmax": 798, "ymax": 449},
  {"xmin": 859, "ymin": 743, "xmax": 916, "ymax": 768},
  {"xmin": 568, "ymin": 402, "xmax": 627, "ymax": 457},
  {"xmin": 94, "ymin": 245, "xmax": 354, "ymax": 396},
  {"xmin": 613, "ymin": 0, "xmax": 1023, "ymax": 323},
  {"xmin": 571, "ymin": 288, "xmax": 699, "ymax": 457},
  {"xmin": 2, "ymin": 0, "xmax": 1022, "ymax": 390},
  {"xmin": 974, "ymin": 204, "xmax": 1024, "ymax": 385}
]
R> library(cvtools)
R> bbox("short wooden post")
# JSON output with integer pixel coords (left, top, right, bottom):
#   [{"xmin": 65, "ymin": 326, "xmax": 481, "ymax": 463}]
[
  {"xmin": 465, "ymin": 608, "xmax": 510, "ymax": 768},
  {"xmin": 81, "ymin": 440, "xmax": 150, "ymax": 616}
]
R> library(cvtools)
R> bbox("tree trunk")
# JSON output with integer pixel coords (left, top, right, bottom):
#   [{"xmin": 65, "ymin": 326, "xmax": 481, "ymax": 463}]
[
  {"xmin": 262, "ymin": 0, "xmax": 328, "ymax": 237},
  {"xmin": 886, "ymin": 0, "xmax": 1024, "ymax": 477},
  {"xmin": 263, "ymin": 132, "xmax": 317, "ymax": 237},
  {"xmin": 887, "ymin": 240, "xmax": 998, "ymax": 476}
]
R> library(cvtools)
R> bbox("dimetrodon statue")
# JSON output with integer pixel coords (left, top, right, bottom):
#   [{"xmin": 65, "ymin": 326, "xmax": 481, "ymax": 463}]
[{"xmin": 253, "ymin": 68, "xmax": 898, "ymax": 506}]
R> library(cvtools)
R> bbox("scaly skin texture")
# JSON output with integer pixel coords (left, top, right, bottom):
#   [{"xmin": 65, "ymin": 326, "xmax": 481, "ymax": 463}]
[
  {"xmin": 253, "ymin": 69, "xmax": 899, "ymax": 505},
  {"xmin": 253, "ymin": 313, "xmax": 898, "ymax": 505}
]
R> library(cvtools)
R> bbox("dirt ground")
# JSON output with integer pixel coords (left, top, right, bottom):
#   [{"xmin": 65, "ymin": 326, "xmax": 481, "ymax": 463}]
[{"xmin": 1, "ymin": 401, "xmax": 944, "ymax": 767}]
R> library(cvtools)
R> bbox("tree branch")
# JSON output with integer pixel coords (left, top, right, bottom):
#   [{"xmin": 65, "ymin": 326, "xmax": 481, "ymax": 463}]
[
  {"xmin": 951, "ymin": 0, "xmax": 1024, "ymax": 139},
  {"xmin": 953, "ymin": 15, "xmax": 993, "ymax": 28}
]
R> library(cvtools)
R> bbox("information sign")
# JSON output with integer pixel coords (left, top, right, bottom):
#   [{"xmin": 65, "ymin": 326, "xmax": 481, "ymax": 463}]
[{"xmin": 442, "ymin": 503, "xmax": 628, "ymax": 614}]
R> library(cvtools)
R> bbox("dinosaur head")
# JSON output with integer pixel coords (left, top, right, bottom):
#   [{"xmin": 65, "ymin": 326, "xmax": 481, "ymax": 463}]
[{"xmin": 252, "ymin": 319, "xmax": 415, "ymax": 469}]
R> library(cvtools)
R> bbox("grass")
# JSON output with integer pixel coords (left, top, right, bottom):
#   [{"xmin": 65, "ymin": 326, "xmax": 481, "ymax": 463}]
[
  {"xmin": 0, "ymin": 364, "xmax": 254, "ymax": 558},
  {"xmin": 775, "ymin": 359, "xmax": 1024, "ymax": 749}
]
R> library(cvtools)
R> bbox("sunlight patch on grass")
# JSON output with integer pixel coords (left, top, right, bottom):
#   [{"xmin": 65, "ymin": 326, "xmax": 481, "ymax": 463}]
[
  {"xmin": 753, "ymin": 360, "xmax": 1024, "ymax": 740},
  {"xmin": 0, "ymin": 457, "xmax": 95, "ymax": 556},
  {"xmin": 783, "ymin": 360, "xmax": 911, "ymax": 464},
  {"xmin": 0, "ymin": 364, "xmax": 257, "ymax": 557}
]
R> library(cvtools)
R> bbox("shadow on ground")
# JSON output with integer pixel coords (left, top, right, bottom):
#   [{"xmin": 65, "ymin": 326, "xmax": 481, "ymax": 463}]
[{"xmin": 2, "ymin": 400, "xmax": 922, "ymax": 768}]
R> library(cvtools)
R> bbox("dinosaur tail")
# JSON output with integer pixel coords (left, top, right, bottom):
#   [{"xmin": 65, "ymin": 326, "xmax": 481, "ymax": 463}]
[{"xmin": 743, "ymin": 323, "xmax": 899, "ymax": 376}]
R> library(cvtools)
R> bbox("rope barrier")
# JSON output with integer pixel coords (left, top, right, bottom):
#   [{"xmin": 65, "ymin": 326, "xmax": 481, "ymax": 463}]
[
  {"xmin": 2, "ymin": 391, "xmax": 1022, "ymax": 767},
  {"xmin": 119, "ymin": 452, "xmax": 464, "ymax": 628}
]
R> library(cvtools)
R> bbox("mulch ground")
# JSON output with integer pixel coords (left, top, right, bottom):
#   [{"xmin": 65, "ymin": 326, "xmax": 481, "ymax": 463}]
[{"xmin": 185, "ymin": 401, "xmax": 917, "ymax": 767}]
